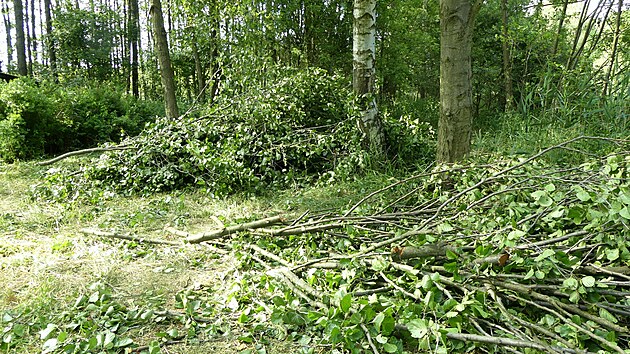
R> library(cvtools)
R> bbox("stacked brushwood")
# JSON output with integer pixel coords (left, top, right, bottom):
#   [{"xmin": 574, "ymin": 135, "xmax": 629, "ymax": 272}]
[
  {"xmin": 234, "ymin": 137, "xmax": 630, "ymax": 353},
  {"xmin": 85, "ymin": 137, "xmax": 630, "ymax": 353}
]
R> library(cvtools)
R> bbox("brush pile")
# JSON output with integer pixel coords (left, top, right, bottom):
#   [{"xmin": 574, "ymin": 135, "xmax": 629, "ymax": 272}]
[
  {"xmin": 209, "ymin": 137, "xmax": 630, "ymax": 353},
  {"xmin": 81, "ymin": 137, "xmax": 630, "ymax": 353}
]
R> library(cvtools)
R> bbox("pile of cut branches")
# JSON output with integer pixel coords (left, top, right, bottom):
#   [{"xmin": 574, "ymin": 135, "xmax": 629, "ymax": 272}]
[{"xmin": 87, "ymin": 137, "xmax": 630, "ymax": 353}]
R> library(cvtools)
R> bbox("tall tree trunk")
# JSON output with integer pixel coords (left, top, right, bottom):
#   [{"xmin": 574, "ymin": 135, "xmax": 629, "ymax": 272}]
[
  {"xmin": 208, "ymin": 26, "xmax": 221, "ymax": 104},
  {"xmin": 129, "ymin": 0, "xmax": 140, "ymax": 97},
  {"xmin": 2, "ymin": 0, "xmax": 13, "ymax": 71},
  {"xmin": 24, "ymin": 0, "xmax": 32, "ymax": 74},
  {"xmin": 304, "ymin": 0, "xmax": 316, "ymax": 65},
  {"xmin": 150, "ymin": 0, "xmax": 179, "ymax": 118},
  {"xmin": 29, "ymin": 0, "xmax": 36, "ymax": 63},
  {"xmin": 191, "ymin": 39, "xmax": 205, "ymax": 100},
  {"xmin": 14, "ymin": 0, "xmax": 27, "ymax": 75},
  {"xmin": 602, "ymin": 0, "xmax": 623, "ymax": 96},
  {"xmin": 353, "ymin": 0, "xmax": 385, "ymax": 157},
  {"xmin": 500, "ymin": 0, "xmax": 513, "ymax": 111},
  {"xmin": 437, "ymin": 0, "xmax": 482, "ymax": 163},
  {"xmin": 551, "ymin": 0, "xmax": 568, "ymax": 59},
  {"xmin": 569, "ymin": 0, "xmax": 605, "ymax": 70},
  {"xmin": 42, "ymin": 0, "xmax": 56, "ymax": 77}
]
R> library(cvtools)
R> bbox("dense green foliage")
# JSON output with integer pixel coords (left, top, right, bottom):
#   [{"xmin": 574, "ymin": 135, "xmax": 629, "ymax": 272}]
[
  {"xmin": 1, "ymin": 0, "xmax": 629, "ymax": 352},
  {"xmin": 6, "ymin": 144, "xmax": 629, "ymax": 353},
  {"xmin": 36, "ymin": 69, "xmax": 433, "ymax": 198},
  {"xmin": 0, "ymin": 79, "xmax": 163, "ymax": 162},
  {"xmin": 227, "ymin": 148, "xmax": 630, "ymax": 353}
]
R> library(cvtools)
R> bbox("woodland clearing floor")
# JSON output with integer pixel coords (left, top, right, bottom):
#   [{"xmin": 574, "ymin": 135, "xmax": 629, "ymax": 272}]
[{"xmin": 0, "ymin": 161, "xmax": 339, "ymax": 353}]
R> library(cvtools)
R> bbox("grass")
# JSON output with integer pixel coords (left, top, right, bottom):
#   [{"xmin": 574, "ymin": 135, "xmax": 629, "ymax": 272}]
[{"xmin": 0, "ymin": 158, "xmax": 395, "ymax": 354}]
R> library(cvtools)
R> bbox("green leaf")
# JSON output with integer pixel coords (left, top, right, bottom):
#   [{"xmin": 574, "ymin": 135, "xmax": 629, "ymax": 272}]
[
  {"xmin": 562, "ymin": 277, "xmax": 578, "ymax": 289},
  {"xmin": 375, "ymin": 334, "xmax": 388, "ymax": 344},
  {"xmin": 445, "ymin": 249, "xmax": 458, "ymax": 260},
  {"xmin": 581, "ymin": 276, "xmax": 596, "ymax": 288},
  {"xmin": 39, "ymin": 324, "xmax": 57, "ymax": 340},
  {"xmin": 115, "ymin": 337, "xmax": 133, "ymax": 348},
  {"xmin": 599, "ymin": 308, "xmax": 618, "ymax": 323},
  {"xmin": 537, "ymin": 195, "xmax": 553, "ymax": 207},
  {"xmin": 42, "ymin": 338, "xmax": 59, "ymax": 354},
  {"xmin": 381, "ymin": 315, "xmax": 395, "ymax": 335},
  {"xmin": 619, "ymin": 207, "xmax": 630, "ymax": 220},
  {"xmin": 507, "ymin": 230, "xmax": 526, "ymax": 240},
  {"xmin": 406, "ymin": 319, "xmax": 428, "ymax": 339},
  {"xmin": 548, "ymin": 207, "xmax": 565, "ymax": 219},
  {"xmin": 569, "ymin": 291, "xmax": 580, "ymax": 303},
  {"xmin": 576, "ymin": 189, "xmax": 591, "ymax": 201},
  {"xmin": 373, "ymin": 313, "xmax": 384, "ymax": 331},
  {"xmin": 534, "ymin": 249, "xmax": 555, "ymax": 262},
  {"xmin": 340, "ymin": 293, "xmax": 352, "ymax": 313},
  {"xmin": 437, "ymin": 222, "xmax": 454, "ymax": 233},
  {"xmin": 370, "ymin": 257, "xmax": 389, "ymax": 271},
  {"xmin": 524, "ymin": 268, "xmax": 535, "ymax": 280},
  {"xmin": 606, "ymin": 248, "xmax": 620, "ymax": 261},
  {"xmin": 383, "ymin": 343, "xmax": 398, "ymax": 353}
]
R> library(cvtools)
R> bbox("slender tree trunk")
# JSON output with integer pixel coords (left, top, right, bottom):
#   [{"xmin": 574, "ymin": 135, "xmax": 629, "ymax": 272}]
[
  {"xmin": 353, "ymin": 0, "xmax": 386, "ymax": 157},
  {"xmin": 500, "ymin": 0, "xmax": 513, "ymax": 111},
  {"xmin": 2, "ymin": 0, "xmax": 13, "ymax": 71},
  {"xmin": 150, "ymin": 0, "xmax": 179, "ymax": 118},
  {"xmin": 570, "ymin": 0, "xmax": 605, "ymax": 70},
  {"xmin": 24, "ymin": 0, "xmax": 32, "ymax": 74},
  {"xmin": 30, "ymin": 0, "xmax": 36, "ymax": 61},
  {"xmin": 602, "ymin": 0, "xmax": 623, "ymax": 96},
  {"xmin": 304, "ymin": 0, "xmax": 316, "ymax": 65},
  {"xmin": 437, "ymin": 0, "xmax": 482, "ymax": 163},
  {"xmin": 42, "ymin": 0, "xmax": 56, "ymax": 77},
  {"xmin": 14, "ymin": 0, "xmax": 27, "ymax": 75},
  {"xmin": 208, "ymin": 26, "xmax": 221, "ymax": 104},
  {"xmin": 551, "ymin": 0, "xmax": 568, "ymax": 59},
  {"xmin": 129, "ymin": 0, "xmax": 139, "ymax": 96},
  {"xmin": 191, "ymin": 39, "xmax": 205, "ymax": 100}
]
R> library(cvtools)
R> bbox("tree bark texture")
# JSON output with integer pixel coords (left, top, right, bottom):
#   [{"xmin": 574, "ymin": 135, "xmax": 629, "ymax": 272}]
[
  {"xmin": 150, "ymin": 0, "xmax": 179, "ymax": 118},
  {"xmin": 191, "ymin": 37, "xmax": 205, "ymax": 100},
  {"xmin": 129, "ymin": 0, "xmax": 140, "ymax": 97},
  {"xmin": 500, "ymin": 0, "xmax": 513, "ymax": 111},
  {"xmin": 43, "ymin": 0, "xmax": 56, "ymax": 77},
  {"xmin": 551, "ymin": 0, "xmax": 568, "ymax": 59},
  {"xmin": 14, "ymin": 0, "xmax": 28, "ymax": 75},
  {"xmin": 2, "ymin": 0, "xmax": 13, "ymax": 71},
  {"xmin": 602, "ymin": 0, "xmax": 623, "ymax": 96},
  {"xmin": 353, "ymin": 0, "xmax": 385, "ymax": 157},
  {"xmin": 437, "ymin": 0, "xmax": 481, "ymax": 163}
]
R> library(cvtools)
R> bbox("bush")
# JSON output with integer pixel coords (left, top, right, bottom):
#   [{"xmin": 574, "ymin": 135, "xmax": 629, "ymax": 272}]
[
  {"xmin": 53, "ymin": 85, "xmax": 162, "ymax": 150},
  {"xmin": 83, "ymin": 68, "xmax": 367, "ymax": 196},
  {"xmin": 0, "ymin": 79, "xmax": 163, "ymax": 162},
  {"xmin": 0, "ymin": 78, "xmax": 61, "ymax": 162},
  {"xmin": 383, "ymin": 112, "xmax": 436, "ymax": 168}
]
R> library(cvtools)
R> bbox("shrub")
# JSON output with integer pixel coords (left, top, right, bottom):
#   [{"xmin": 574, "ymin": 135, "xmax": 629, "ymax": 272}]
[
  {"xmin": 0, "ymin": 79, "xmax": 163, "ymax": 162},
  {"xmin": 0, "ymin": 78, "xmax": 61, "ymax": 162},
  {"xmin": 83, "ymin": 68, "xmax": 367, "ymax": 196},
  {"xmin": 53, "ymin": 85, "xmax": 162, "ymax": 150}
]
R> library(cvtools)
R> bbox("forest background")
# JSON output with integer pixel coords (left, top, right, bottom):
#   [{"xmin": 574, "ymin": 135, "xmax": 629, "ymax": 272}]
[{"xmin": 0, "ymin": 0, "xmax": 630, "ymax": 353}]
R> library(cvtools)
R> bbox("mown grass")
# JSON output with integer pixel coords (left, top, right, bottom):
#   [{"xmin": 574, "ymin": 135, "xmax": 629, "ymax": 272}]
[{"xmin": 0, "ymin": 158, "xmax": 396, "ymax": 353}]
